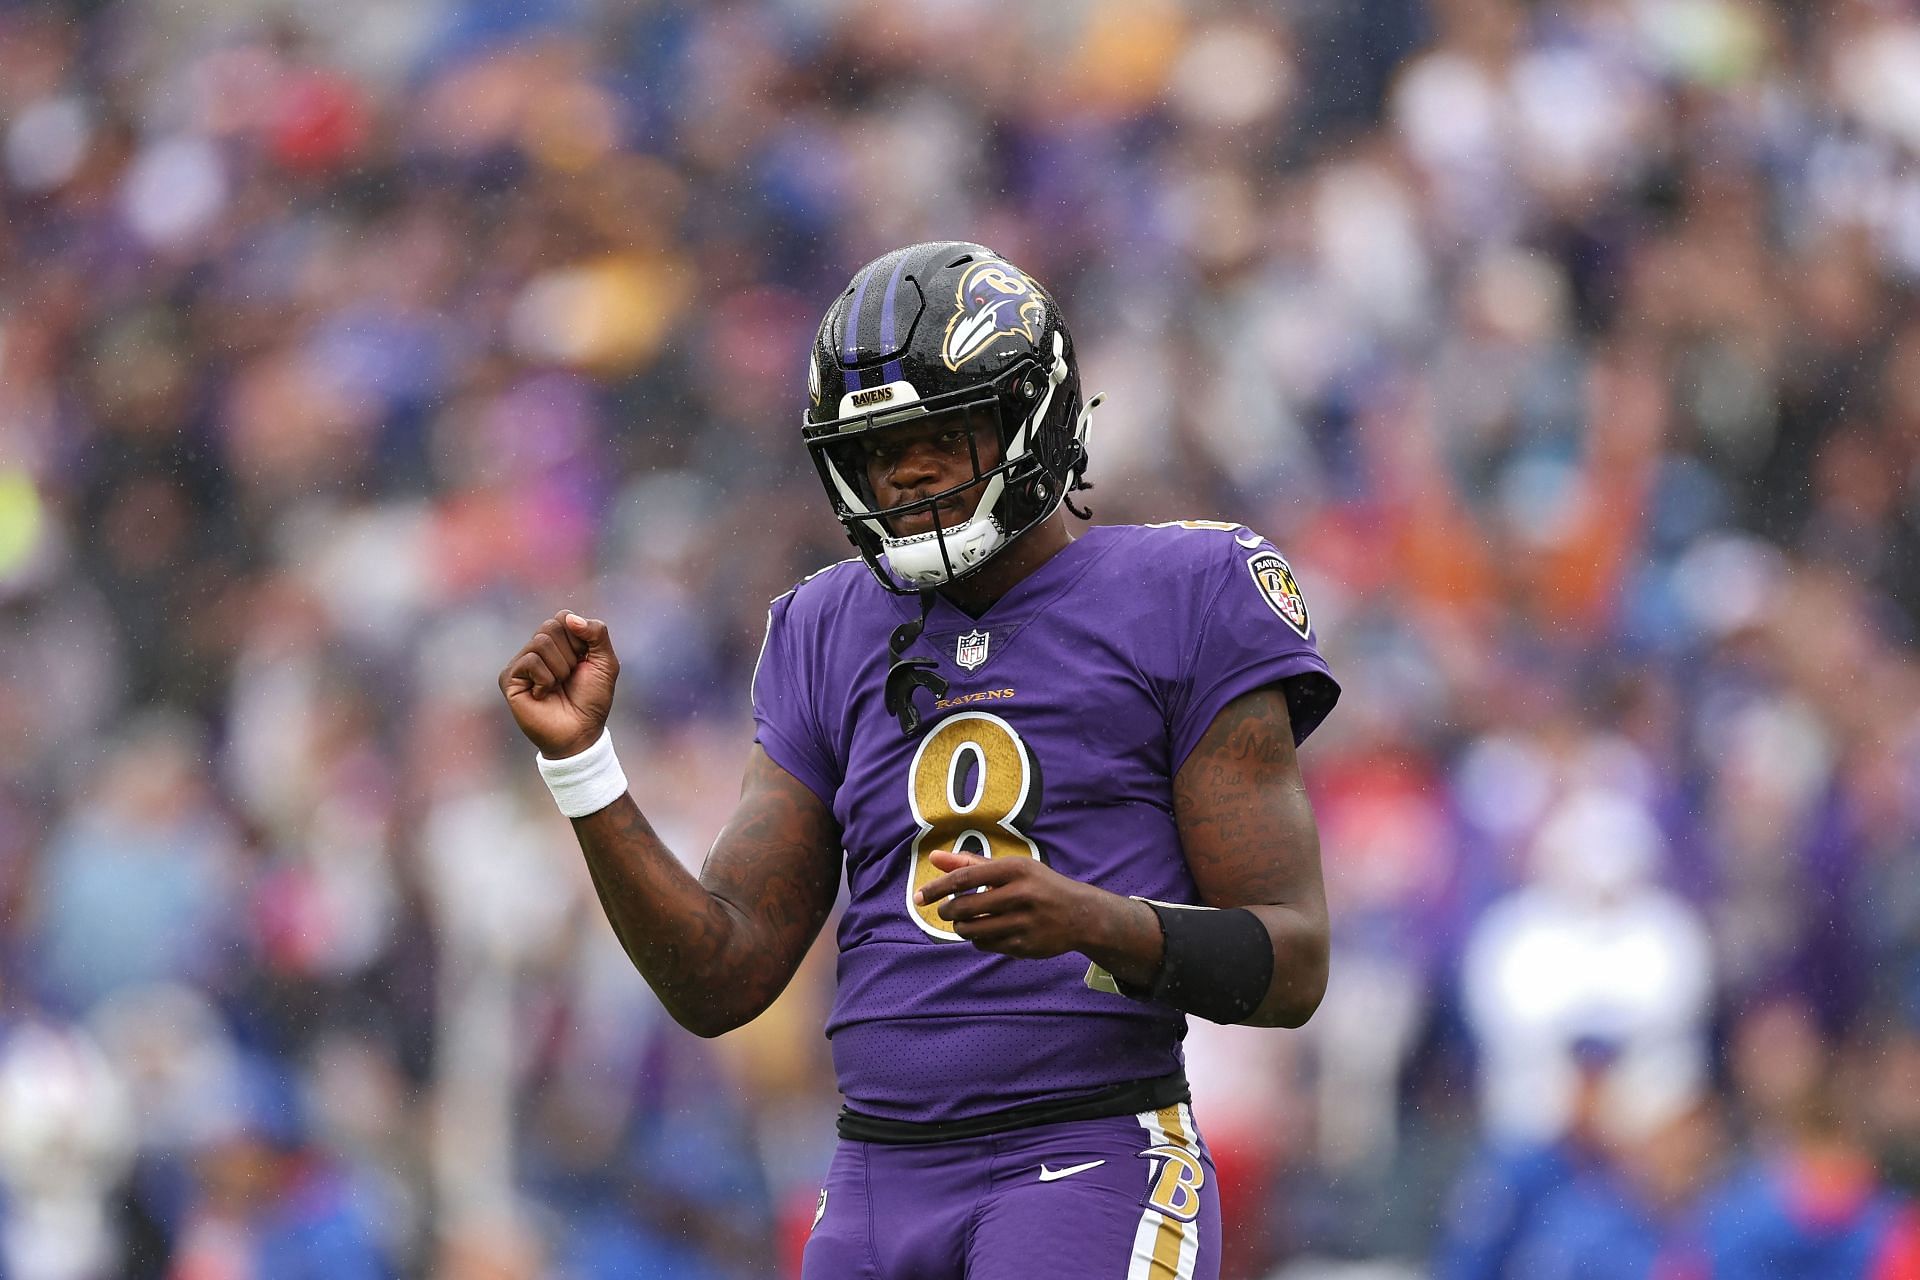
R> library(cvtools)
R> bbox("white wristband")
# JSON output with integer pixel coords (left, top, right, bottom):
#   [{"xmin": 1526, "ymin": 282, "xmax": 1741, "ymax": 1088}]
[{"xmin": 535, "ymin": 728, "xmax": 629, "ymax": 818}]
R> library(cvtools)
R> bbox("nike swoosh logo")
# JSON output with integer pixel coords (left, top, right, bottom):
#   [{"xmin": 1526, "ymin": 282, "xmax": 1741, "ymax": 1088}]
[
  {"xmin": 1038, "ymin": 1159, "xmax": 1106, "ymax": 1182},
  {"xmin": 1235, "ymin": 533, "xmax": 1263, "ymax": 548}
]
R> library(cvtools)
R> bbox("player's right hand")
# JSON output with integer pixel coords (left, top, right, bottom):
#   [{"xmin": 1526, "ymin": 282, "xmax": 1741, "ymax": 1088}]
[{"xmin": 499, "ymin": 611, "xmax": 620, "ymax": 759}]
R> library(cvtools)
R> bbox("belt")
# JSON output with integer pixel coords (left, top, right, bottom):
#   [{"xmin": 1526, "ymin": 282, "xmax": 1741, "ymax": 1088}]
[{"xmin": 836, "ymin": 1069, "xmax": 1190, "ymax": 1146}]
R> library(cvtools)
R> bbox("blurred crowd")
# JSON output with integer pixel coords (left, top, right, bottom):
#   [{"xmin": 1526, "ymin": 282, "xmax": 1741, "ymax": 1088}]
[{"xmin": 3, "ymin": 0, "xmax": 1920, "ymax": 1276}]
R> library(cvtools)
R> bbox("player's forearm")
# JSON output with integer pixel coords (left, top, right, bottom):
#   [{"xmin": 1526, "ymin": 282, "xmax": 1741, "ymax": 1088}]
[
  {"xmin": 1204, "ymin": 809, "xmax": 1330, "ymax": 1028},
  {"xmin": 1242, "ymin": 902, "xmax": 1329, "ymax": 1027},
  {"xmin": 571, "ymin": 796, "xmax": 794, "ymax": 1037},
  {"xmin": 1076, "ymin": 891, "xmax": 1165, "ymax": 989},
  {"xmin": 1077, "ymin": 888, "xmax": 1326, "ymax": 1027}
]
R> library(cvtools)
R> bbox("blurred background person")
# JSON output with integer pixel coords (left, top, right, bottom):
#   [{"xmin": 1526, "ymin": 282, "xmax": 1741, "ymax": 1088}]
[
  {"xmin": 0, "ymin": 1019, "xmax": 133, "ymax": 1280},
  {"xmin": 1461, "ymin": 789, "xmax": 1713, "ymax": 1146},
  {"xmin": 162, "ymin": 1056, "xmax": 390, "ymax": 1280},
  {"xmin": 1695, "ymin": 998, "xmax": 1920, "ymax": 1280}
]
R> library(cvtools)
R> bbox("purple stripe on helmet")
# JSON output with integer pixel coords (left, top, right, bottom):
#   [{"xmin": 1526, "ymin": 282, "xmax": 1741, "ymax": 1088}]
[
  {"xmin": 842, "ymin": 262, "xmax": 881, "ymax": 394},
  {"xmin": 878, "ymin": 253, "xmax": 910, "ymax": 385}
]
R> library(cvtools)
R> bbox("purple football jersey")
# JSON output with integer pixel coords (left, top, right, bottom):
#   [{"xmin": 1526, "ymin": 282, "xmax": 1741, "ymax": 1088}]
[{"xmin": 751, "ymin": 522, "xmax": 1338, "ymax": 1123}]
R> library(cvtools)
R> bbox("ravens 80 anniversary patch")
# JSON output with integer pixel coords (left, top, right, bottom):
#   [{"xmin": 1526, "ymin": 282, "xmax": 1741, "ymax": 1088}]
[{"xmin": 1246, "ymin": 551, "xmax": 1311, "ymax": 639}]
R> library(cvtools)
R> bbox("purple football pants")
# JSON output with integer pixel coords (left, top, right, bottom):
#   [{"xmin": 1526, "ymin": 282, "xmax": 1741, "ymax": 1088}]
[{"xmin": 802, "ymin": 1104, "xmax": 1220, "ymax": 1280}]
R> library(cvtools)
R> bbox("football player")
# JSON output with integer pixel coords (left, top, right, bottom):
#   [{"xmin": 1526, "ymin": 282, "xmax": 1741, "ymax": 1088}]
[{"xmin": 500, "ymin": 241, "xmax": 1339, "ymax": 1280}]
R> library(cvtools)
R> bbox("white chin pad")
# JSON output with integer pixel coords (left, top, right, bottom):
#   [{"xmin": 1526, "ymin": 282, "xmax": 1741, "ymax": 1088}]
[{"xmin": 883, "ymin": 506, "xmax": 1007, "ymax": 587}]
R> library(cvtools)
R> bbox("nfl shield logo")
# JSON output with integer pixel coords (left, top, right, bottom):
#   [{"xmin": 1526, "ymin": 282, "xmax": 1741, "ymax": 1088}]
[{"xmin": 956, "ymin": 630, "xmax": 990, "ymax": 671}]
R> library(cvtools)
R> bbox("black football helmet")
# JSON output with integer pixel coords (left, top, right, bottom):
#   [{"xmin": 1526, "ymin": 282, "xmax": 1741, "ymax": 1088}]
[{"xmin": 803, "ymin": 241, "xmax": 1100, "ymax": 592}]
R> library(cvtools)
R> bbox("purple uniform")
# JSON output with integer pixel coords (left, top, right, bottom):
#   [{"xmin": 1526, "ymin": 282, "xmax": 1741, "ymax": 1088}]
[
  {"xmin": 752, "ymin": 520, "xmax": 1338, "ymax": 1123},
  {"xmin": 805, "ymin": 1103, "xmax": 1223, "ymax": 1280}
]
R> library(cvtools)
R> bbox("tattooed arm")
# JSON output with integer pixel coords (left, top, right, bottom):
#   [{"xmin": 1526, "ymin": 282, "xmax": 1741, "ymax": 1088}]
[
  {"xmin": 1168, "ymin": 684, "xmax": 1329, "ymax": 1027},
  {"xmin": 501, "ymin": 610, "xmax": 841, "ymax": 1038},
  {"xmin": 572, "ymin": 744, "xmax": 841, "ymax": 1038}
]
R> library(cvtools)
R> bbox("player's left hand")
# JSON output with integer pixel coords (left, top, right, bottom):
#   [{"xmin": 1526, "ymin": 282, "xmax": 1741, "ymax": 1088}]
[{"xmin": 916, "ymin": 850, "xmax": 1108, "ymax": 960}]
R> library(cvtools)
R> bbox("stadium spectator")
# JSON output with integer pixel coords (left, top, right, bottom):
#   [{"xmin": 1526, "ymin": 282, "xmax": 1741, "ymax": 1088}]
[{"xmin": 1461, "ymin": 789, "xmax": 1714, "ymax": 1144}]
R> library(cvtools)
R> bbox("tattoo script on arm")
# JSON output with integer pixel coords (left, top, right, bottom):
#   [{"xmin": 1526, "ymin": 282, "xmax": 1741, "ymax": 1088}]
[{"xmin": 1171, "ymin": 684, "xmax": 1331, "ymax": 1027}]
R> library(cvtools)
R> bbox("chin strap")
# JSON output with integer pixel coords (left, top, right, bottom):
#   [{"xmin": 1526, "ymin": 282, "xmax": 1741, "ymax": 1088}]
[
  {"xmin": 1063, "ymin": 391, "xmax": 1105, "ymax": 520},
  {"xmin": 884, "ymin": 590, "xmax": 948, "ymax": 737}
]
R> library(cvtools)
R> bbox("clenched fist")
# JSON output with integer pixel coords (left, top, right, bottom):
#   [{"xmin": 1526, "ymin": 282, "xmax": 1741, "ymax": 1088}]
[{"xmin": 499, "ymin": 611, "xmax": 620, "ymax": 759}]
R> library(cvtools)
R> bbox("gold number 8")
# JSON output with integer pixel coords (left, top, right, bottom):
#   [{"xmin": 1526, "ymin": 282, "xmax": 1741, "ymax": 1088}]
[{"xmin": 905, "ymin": 712, "xmax": 1042, "ymax": 940}]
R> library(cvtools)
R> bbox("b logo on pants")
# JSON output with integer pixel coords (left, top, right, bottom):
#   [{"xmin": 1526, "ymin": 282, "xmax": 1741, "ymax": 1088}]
[{"xmin": 1140, "ymin": 1144, "xmax": 1205, "ymax": 1223}]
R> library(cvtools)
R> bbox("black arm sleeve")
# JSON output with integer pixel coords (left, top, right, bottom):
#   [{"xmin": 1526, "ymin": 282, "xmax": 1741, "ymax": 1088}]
[{"xmin": 1124, "ymin": 900, "xmax": 1275, "ymax": 1025}]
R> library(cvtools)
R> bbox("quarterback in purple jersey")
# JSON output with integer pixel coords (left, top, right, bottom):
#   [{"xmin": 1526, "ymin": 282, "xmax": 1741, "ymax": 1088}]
[{"xmin": 501, "ymin": 242, "xmax": 1338, "ymax": 1279}]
